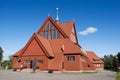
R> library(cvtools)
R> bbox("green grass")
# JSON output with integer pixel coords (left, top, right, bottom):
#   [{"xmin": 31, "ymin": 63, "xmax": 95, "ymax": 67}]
[
  {"xmin": 116, "ymin": 72, "xmax": 120, "ymax": 80},
  {"xmin": 81, "ymin": 71, "xmax": 97, "ymax": 74}
]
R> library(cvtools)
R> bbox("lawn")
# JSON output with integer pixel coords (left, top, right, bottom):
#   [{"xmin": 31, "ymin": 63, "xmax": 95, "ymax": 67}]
[
  {"xmin": 116, "ymin": 72, "xmax": 120, "ymax": 80},
  {"xmin": 81, "ymin": 71, "xmax": 97, "ymax": 74}
]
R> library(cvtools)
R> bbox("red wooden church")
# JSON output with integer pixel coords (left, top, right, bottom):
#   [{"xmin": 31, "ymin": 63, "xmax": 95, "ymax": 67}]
[{"xmin": 12, "ymin": 9, "xmax": 104, "ymax": 72}]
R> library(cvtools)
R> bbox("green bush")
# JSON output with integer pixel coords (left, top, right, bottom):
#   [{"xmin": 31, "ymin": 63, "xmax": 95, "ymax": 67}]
[{"xmin": 8, "ymin": 64, "xmax": 12, "ymax": 69}]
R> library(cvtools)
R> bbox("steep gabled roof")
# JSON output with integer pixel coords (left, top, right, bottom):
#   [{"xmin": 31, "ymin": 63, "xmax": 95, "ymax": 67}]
[
  {"xmin": 36, "ymin": 34, "xmax": 54, "ymax": 57},
  {"xmin": 37, "ymin": 16, "xmax": 68, "ymax": 38},
  {"xmin": 13, "ymin": 16, "xmax": 84, "ymax": 58},
  {"xmin": 49, "ymin": 39, "xmax": 82, "ymax": 55},
  {"xmin": 13, "ymin": 48, "xmax": 23, "ymax": 57},
  {"xmin": 60, "ymin": 21, "xmax": 78, "ymax": 44},
  {"xmin": 86, "ymin": 51, "xmax": 104, "ymax": 64},
  {"xmin": 15, "ymin": 33, "xmax": 54, "ymax": 58},
  {"xmin": 14, "ymin": 34, "xmax": 83, "ymax": 58},
  {"xmin": 60, "ymin": 21, "xmax": 74, "ymax": 37}
]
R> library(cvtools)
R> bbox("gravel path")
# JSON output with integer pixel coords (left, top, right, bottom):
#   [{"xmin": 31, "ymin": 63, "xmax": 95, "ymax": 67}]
[{"xmin": 0, "ymin": 70, "xmax": 116, "ymax": 80}]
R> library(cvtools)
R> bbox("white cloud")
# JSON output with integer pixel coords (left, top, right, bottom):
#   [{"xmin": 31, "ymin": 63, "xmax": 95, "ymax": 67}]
[{"xmin": 79, "ymin": 27, "xmax": 98, "ymax": 36}]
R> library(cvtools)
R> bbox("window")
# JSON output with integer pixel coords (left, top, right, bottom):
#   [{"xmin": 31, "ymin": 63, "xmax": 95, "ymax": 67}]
[
  {"xmin": 49, "ymin": 23, "xmax": 52, "ymax": 30},
  {"xmin": 54, "ymin": 30, "xmax": 60, "ymax": 39},
  {"xmin": 50, "ymin": 30, "xmax": 52, "ymax": 40},
  {"xmin": 56, "ymin": 30, "xmax": 60, "ymax": 39},
  {"xmin": 96, "ymin": 64, "xmax": 100, "ymax": 67},
  {"xmin": 52, "ymin": 30, "xmax": 54, "ymax": 39},
  {"xmin": 40, "ymin": 32, "xmax": 44, "ymax": 37},
  {"xmin": 40, "ymin": 22, "xmax": 60, "ymax": 40},
  {"xmin": 45, "ymin": 24, "xmax": 49, "ymax": 31},
  {"xmin": 45, "ymin": 32, "xmax": 49, "ymax": 39},
  {"xmin": 24, "ymin": 60, "xmax": 30, "ymax": 64},
  {"xmin": 38, "ymin": 60, "xmax": 43, "ymax": 64},
  {"xmin": 46, "ymin": 32, "xmax": 49, "ymax": 39},
  {"xmin": 67, "ymin": 56, "xmax": 75, "ymax": 61}
]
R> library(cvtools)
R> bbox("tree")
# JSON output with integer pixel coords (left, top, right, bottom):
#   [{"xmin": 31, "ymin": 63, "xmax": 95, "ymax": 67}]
[
  {"xmin": 8, "ymin": 55, "xmax": 13, "ymax": 69},
  {"xmin": 9, "ymin": 55, "xmax": 13, "ymax": 61},
  {"xmin": 117, "ymin": 52, "xmax": 120, "ymax": 64},
  {"xmin": 0, "ymin": 47, "xmax": 3, "ymax": 62},
  {"xmin": 112, "ymin": 56, "xmax": 117, "ymax": 71},
  {"xmin": 103, "ymin": 55, "xmax": 112, "ymax": 70},
  {"xmin": 103, "ymin": 54, "xmax": 119, "ymax": 71}
]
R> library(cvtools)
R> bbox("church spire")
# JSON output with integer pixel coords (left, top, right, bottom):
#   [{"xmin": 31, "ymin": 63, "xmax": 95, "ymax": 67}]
[
  {"xmin": 55, "ymin": 8, "xmax": 60, "ymax": 24},
  {"xmin": 56, "ymin": 8, "xmax": 59, "ymax": 20}
]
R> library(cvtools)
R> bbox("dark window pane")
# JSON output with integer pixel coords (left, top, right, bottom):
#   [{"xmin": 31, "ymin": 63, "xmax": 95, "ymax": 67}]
[
  {"xmin": 38, "ymin": 60, "xmax": 43, "ymax": 64},
  {"xmin": 55, "ymin": 30, "xmax": 60, "ymax": 39},
  {"xmin": 40, "ymin": 32, "xmax": 44, "ymax": 37},
  {"xmin": 45, "ymin": 32, "xmax": 46, "ymax": 38},
  {"xmin": 56, "ymin": 30, "xmax": 60, "ymax": 39},
  {"xmin": 45, "ymin": 24, "xmax": 49, "ymax": 31},
  {"xmin": 46, "ymin": 32, "xmax": 49, "ymax": 39},
  {"xmin": 67, "ymin": 56, "xmax": 75, "ymax": 61},
  {"xmin": 55, "ymin": 30, "xmax": 57, "ymax": 39},
  {"xmin": 53, "ymin": 30, "xmax": 56, "ymax": 39},
  {"xmin": 43, "ymin": 23, "xmax": 60, "ymax": 40},
  {"xmin": 50, "ymin": 30, "xmax": 52, "ymax": 40},
  {"xmin": 50, "ymin": 23, "xmax": 52, "ymax": 30},
  {"xmin": 45, "ymin": 32, "xmax": 48, "ymax": 39},
  {"xmin": 52, "ymin": 30, "xmax": 54, "ymax": 39},
  {"xmin": 24, "ymin": 60, "xmax": 30, "ymax": 64}
]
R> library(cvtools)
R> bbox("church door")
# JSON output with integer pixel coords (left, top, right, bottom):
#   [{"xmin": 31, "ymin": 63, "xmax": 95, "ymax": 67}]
[
  {"xmin": 62, "ymin": 62, "xmax": 64, "ymax": 70},
  {"xmin": 30, "ymin": 60, "xmax": 36, "ymax": 69}
]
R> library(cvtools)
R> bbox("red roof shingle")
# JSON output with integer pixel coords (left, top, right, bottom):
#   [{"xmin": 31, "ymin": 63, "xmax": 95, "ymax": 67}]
[
  {"xmin": 60, "ymin": 21, "xmax": 74, "ymax": 37},
  {"xmin": 86, "ymin": 51, "xmax": 104, "ymax": 64},
  {"xmin": 50, "ymin": 39, "xmax": 82, "ymax": 54}
]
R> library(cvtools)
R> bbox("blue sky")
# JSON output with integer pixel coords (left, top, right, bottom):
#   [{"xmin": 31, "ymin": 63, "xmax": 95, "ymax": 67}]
[{"xmin": 0, "ymin": 0, "xmax": 120, "ymax": 60}]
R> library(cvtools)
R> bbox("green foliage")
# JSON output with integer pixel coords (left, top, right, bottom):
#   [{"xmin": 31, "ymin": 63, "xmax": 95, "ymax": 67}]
[
  {"xmin": 81, "ymin": 71, "xmax": 97, "ymax": 74},
  {"xmin": 0, "ymin": 54, "xmax": 13, "ymax": 69},
  {"xmin": 117, "ymin": 52, "xmax": 120, "ymax": 64},
  {"xmin": 0, "ymin": 47, "xmax": 3, "ymax": 62},
  {"xmin": 8, "ymin": 55, "xmax": 13, "ymax": 69},
  {"xmin": 103, "ymin": 54, "xmax": 114, "ymax": 70},
  {"xmin": 103, "ymin": 52, "xmax": 120, "ymax": 71},
  {"xmin": 8, "ymin": 62, "xmax": 12, "ymax": 69},
  {"xmin": 0, "ymin": 60, "xmax": 12, "ymax": 69},
  {"xmin": 9, "ymin": 55, "xmax": 13, "ymax": 61}
]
